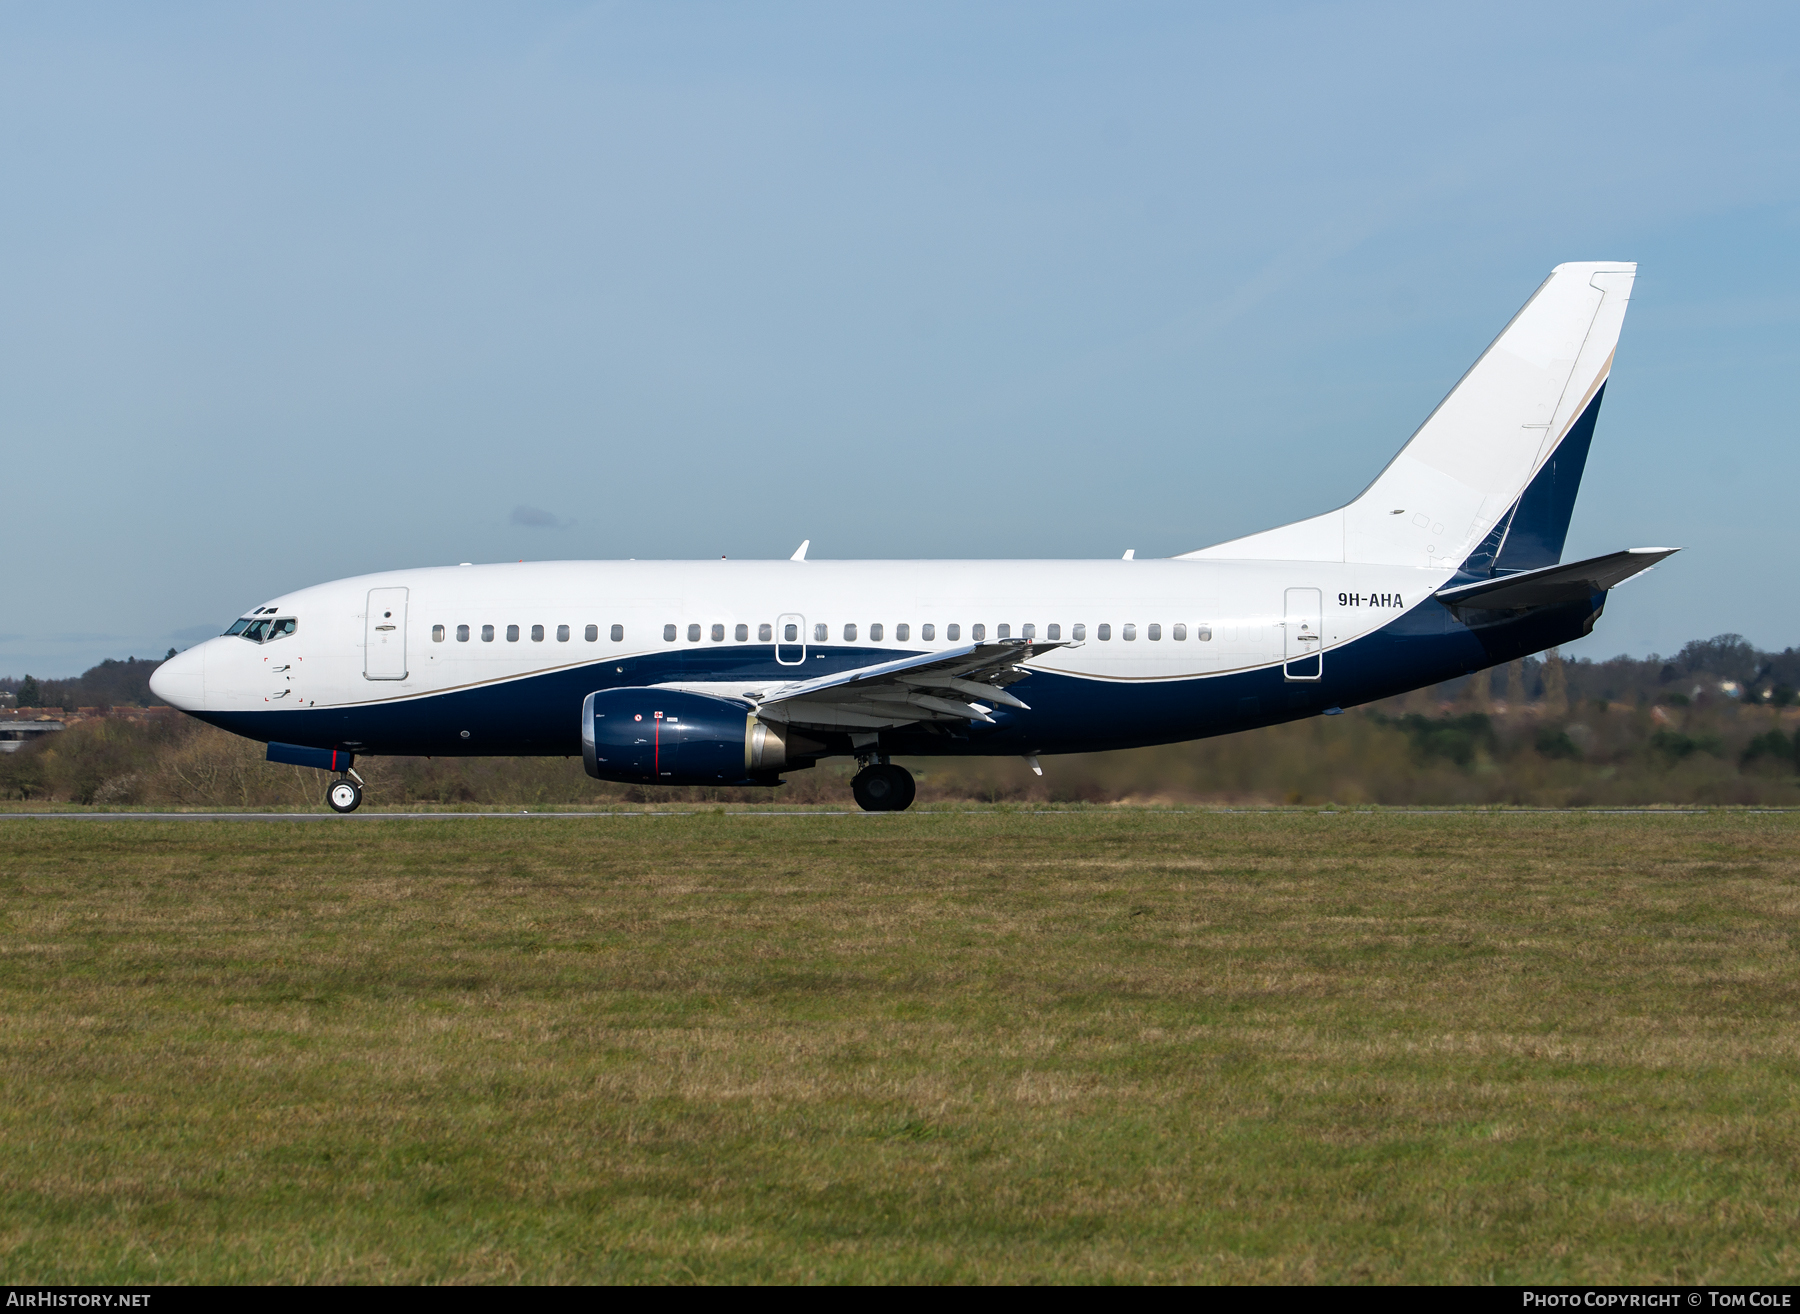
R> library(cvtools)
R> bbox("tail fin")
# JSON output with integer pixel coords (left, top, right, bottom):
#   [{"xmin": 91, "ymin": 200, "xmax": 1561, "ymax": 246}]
[{"xmin": 1181, "ymin": 261, "xmax": 1635, "ymax": 567}]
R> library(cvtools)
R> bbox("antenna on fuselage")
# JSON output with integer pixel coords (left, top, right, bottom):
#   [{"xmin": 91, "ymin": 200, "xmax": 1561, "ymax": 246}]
[{"xmin": 791, "ymin": 540, "xmax": 810, "ymax": 561}]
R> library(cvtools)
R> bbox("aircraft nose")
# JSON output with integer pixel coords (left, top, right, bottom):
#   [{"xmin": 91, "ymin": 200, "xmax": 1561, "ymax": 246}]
[{"xmin": 149, "ymin": 644, "xmax": 205, "ymax": 711}]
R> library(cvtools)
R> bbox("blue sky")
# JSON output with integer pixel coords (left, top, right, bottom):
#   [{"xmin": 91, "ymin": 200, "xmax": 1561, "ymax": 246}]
[{"xmin": 3, "ymin": 2, "xmax": 1796, "ymax": 677}]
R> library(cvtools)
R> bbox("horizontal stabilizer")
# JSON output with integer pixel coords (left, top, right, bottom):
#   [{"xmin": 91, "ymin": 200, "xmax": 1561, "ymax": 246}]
[{"xmin": 1434, "ymin": 547, "xmax": 1678, "ymax": 610}]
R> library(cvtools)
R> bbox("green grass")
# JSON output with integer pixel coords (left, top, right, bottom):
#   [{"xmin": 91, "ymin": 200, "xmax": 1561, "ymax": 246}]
[{"xmin": 2, "ymin": 811, "xmax": 1798, "ymax": 1283}]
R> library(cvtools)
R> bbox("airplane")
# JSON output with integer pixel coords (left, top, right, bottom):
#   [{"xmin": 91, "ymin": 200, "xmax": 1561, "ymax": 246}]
[{"xmin": 149, "ymin": 260, "xmax": 1673, "ymax": 814}]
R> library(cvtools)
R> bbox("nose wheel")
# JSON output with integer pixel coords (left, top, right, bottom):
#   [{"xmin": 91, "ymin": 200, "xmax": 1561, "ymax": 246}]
[
  {"xmin": 851, "ymin": 763, "xmax": 915, "ymax": 812},
  {"xmin": 327, "ymin": 777, "xmax": 363, "ymax": 813}
]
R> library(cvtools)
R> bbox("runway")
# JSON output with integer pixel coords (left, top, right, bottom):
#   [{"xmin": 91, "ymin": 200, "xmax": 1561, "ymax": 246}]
[{"xmin": 0, "ymin": 808, "xmax": 1737, "ymax": 821}]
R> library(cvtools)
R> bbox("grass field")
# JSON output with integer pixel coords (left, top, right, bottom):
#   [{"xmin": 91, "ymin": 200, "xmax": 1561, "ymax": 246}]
[{"xmin": 2, "ymin": 811, "xmax": 1797, "ymax": 1283}]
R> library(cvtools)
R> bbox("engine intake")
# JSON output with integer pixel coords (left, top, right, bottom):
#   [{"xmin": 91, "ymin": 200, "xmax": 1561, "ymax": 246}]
[{"xmin": 581, "ymin": 688, "xmax": 823, "ymax": 785}]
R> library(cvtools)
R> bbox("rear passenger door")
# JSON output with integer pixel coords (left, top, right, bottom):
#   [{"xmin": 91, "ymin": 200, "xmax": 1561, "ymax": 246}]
[{"xmin": 1283, "ymin": 587, "xmax": 1322, "ymax": 681}]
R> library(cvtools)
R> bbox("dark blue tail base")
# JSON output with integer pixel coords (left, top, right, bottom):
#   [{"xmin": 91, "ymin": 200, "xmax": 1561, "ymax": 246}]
[{"xmin": 1459, "ymin": 382, "xmax": 1606, "ymax": 578}]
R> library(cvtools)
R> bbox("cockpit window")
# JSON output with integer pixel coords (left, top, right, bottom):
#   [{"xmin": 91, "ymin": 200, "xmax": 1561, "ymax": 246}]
[
  {"xmin": 224, "ymin": 618, "xmax": 252, "ymax": 636},
  {"xmin": 232, "ymin": 616, "xmax": 298, "ymax": 643}
]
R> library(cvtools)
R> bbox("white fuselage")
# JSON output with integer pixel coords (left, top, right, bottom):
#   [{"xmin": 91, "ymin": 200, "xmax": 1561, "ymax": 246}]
[{"xmin": 161, "ymin": 556, "xmax": 1450, "ymax": 719}]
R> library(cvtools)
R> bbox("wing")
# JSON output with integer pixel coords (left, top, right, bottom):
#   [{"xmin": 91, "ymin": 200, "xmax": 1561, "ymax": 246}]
[{"xmin": 751, "ymin": 639, "xmax": 1067, "ymax": 731}]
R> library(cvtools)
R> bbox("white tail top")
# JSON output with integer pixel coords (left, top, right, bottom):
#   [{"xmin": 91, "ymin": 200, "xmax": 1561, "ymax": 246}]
[{"xmin": 1181, "ymin": 261, "xmax": 1636, "ymax": 567}]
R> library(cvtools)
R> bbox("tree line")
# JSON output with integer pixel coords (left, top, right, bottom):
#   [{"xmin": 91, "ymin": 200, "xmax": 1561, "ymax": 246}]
[
  {"xmin": 7, "ymin": 634, "xmax": 1795, "ymax": 712},
  {"xmin": 2, "ymin": 654, "xmax": 173, "ymax": 712},
  {"xmin": 2, "ymin": 633, "xmax": 1797, "ymax": 807}
]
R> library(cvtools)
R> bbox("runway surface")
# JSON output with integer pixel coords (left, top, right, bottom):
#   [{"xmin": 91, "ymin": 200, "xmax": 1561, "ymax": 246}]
[{"xmin": 0, "ymin": 808, "xmax": 1740, "ymax": 821}]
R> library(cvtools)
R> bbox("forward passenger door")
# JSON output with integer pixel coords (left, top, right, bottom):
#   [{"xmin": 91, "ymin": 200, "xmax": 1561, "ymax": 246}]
[{"xmin": 365, "ymin": 587, "xmax": 409, "ymax": 680}]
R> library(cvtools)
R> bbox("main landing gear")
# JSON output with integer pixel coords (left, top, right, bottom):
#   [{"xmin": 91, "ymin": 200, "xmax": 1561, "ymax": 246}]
[
  {"xmin": 326, "ymin": 771, "xmax": 364, "ymax": 814},
  {"xmin": 851, "ymin": 761, "xmax": 915, "ymax": 812}
]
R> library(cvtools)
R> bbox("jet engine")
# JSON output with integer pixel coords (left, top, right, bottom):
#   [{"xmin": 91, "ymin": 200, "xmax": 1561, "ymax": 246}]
[{"xmin": 581, "ymin": 688, "xmax": 823, "ymax": 785}]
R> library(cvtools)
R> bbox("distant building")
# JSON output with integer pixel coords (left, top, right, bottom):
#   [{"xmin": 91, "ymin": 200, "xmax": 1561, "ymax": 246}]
[
  {"xmin": 0, "ymin": 720, "xmax": 62, "ymax": 753},
  {"xmin": 0, "ymin": 704, "xmax": 176, "ymax": 753}
]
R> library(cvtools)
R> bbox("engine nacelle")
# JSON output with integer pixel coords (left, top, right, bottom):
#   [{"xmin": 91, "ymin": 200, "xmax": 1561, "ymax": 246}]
[{"xmin": 581, "ymin": 688, "xmax": 823, "ymax": 785}]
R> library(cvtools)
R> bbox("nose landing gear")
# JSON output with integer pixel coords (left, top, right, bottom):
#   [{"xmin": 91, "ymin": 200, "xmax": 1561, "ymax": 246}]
[
  {"xmin": 851, "ymin": 761, "xmax": 915, "ymax": 812},
  {"xmin": 327, "ymin": 770, "xmax": 364, "ymax": 814}
]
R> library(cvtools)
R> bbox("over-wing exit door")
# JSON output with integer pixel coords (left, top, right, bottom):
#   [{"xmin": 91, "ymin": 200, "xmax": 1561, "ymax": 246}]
[
  {"xmin": 776, "ymin": 613, "xmax": 806, "ymax": 665},
  {"xmin": 1283, "ymin": 587, "xmax": 1322, "ymax": 681},
  {"xmin": 364, "ymin": 587, "xmax": 409, "ymax": 680}
]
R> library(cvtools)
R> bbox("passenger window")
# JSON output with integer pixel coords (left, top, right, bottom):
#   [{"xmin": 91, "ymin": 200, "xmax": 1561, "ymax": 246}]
[
  {"xmin": 1197, "ymin": 625, "xmax": 1213, "ymax": 641},
  {"xmin": 432, "ymin": 625, "xmax": 446, "ymax": 643},
  {"xmin": 896, "ymin": 623, "xmax": 910, "ymax": 641},
  {"xmin": 1073, "ymin": 623, "xmax": 1086, "ymax": 641},
  {"xmin": 1097, "ymin": 624, "xmax": 1111, "ymax": 641},
  {"xmin": 1173, "ymin": 623, "xmax": 1187, "ymax": 641},
  {"xmin": 1148, "ymin": 623, "xmax": 1160, "ymax": 641},
  {"xmin": 1047, "ymin": 623, "xmax": 1060, "ymax": 640},
  {"xmin": 611, "ymin": 624, "xmax": 624, "ymax": 642},
  {"xmin": 871, "ymin": 623, "xmax": 883, "ymax": 641},
  {"xmin": 531, "ymin": 624, "xmax": 545, "ymax": 642},
  {"xmin": 663, "ymin": 624, "xmax": 677, "ymax": 642},
  {"xmin": 844, "ymin": 623, "xmax": 857, "ymax": 642},
  {"xmin": 482, "ymin": 624, "xmax": 495, "ymax": 642},
  {"xmin": 687, "ymin": 624, "xmax": 701, "ymax": 642},
  {"xmin": 1123, "ymin": 624, "xmax": 1137, "ymax": 641},
  {"xmin": 585, "ymin": 624, "xmax": 598, "ymax": 642},
  {"xmin": 759, "ymin": 623, "xmax": 772, "ymax": 642},
  {"xmin": 972, "ymin": 624, "xmax": 986, "ymax": 641},
  {"xmin": 507, "ymin": 625, "xmax": 521, "ymax": 642},
  {"xmin": 814, "ymin": 623, "xmax": 828, "ymax": 642},
  {"xmin": 736, "ymin": 624, "xmax": 749, "ymax": 642},
  {"xmin": 946, "ymin": 624, "xmax": 960, "ymax": 641},
  {"xmin": 457, "ymin": 624, "xmax": 471, "ymax": 642},
  {"xmin": 784, "ymin": 623, "xmax": 798, "ymax": 641},
  {"xmin": 1022, "ymin": 623, "xmax": 1035, "ymax": 640},
  {"xmin": 557, "ymin": 624, "xmax": 570, "ymax": 642},
  {"xmin": 711, "ymin": 623, "xmax": 725, "ymax": 642}
]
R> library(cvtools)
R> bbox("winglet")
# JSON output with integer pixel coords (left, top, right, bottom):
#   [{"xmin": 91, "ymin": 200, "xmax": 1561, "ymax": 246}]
[{"xmin": 791, "ymin": 540, "xmax": 810, "ymax": 561}]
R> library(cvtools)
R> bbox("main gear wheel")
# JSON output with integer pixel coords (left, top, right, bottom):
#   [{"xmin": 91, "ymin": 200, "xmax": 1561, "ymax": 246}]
[{"xmin": 851, "ymin": 763, "xmax": 915, "ymax": 812}]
